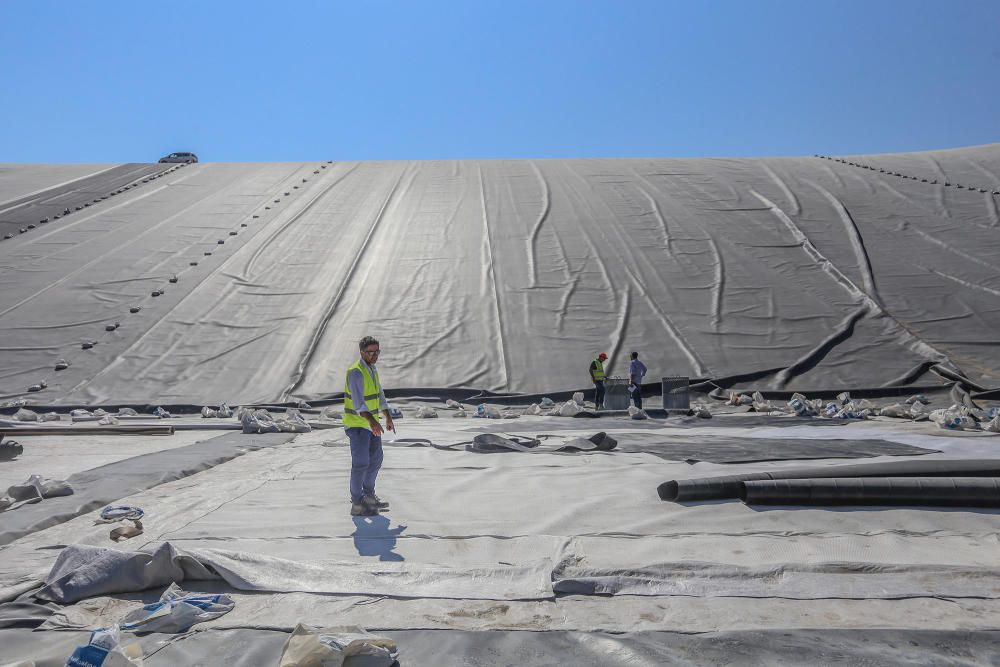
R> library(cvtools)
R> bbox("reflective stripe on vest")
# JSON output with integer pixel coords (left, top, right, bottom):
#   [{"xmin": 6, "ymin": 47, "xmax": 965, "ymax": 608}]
[
  {"xmin": 592, "ymin": 359, "xmax": 605, "ymax": 381},
  {"xmin": 343, "ymin": 360, "xmax": 382, "ymax": 430}
]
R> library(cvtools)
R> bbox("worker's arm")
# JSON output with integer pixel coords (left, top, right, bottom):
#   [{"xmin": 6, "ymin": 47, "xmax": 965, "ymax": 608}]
[
  {"xmin": 378, "ymin": 373, "xmax": 394, "ymax": 432},
  {"xmin": 589, "ymin": 361, "xmax": 598, "ymax": 383}
]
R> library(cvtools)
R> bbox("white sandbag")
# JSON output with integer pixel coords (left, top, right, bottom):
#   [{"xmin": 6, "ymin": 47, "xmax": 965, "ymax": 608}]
[
  {"xmin": 558, "ymin": 401, "xmax": 581, "ymax": 417},
  {"xmin": 540, "ymin": 397, "xmax": 554, "ymax": 407},
  {"xmin": 452, "ymin": 408, "xmax": 467, "ymax": 418},
  {"xmin": 984, "ymin": 414, "xmax": 1000, "ymax": 433},
  {"xmin": 929, "ymin": 409, "xmax": 977, "ymax": 430},
  {"xmin": 70, "ymin": 409, "xmax": 92, "ymax": 418},
  {"xmin": 93, "ymin": 408, "xmax": 108, "ymax": 417},
  {"xmin": 787, "ymin": 397, "xmax": 816, "ymax": 417},
  {"xmin": 878, "ymin": 403, "xmax": 910, "ymax": 418},
  {"xmin": 415, "ymin": 406, "xmax": 439, "ymax": 419},
  {"xmin": 278, "ymin": 409, "xmax": 312, "ymax": 433},
  {"xmin": 572, "ymin": 392, "xmax": 584, "ymax": 405},
  {"xmin": 64, "ymin": 627, "xmax": 143, "ymax": 667},
  {"xmin": 323, "ymin": 407, "xmax": 343, "ymax": 420},
  {"xmin": 38, "ymin": 412, "xmax": 61, "ymax": 422},
  {"xmin": 727, "ymin": 392, "xmax": 753, "ymax": 406},
  {"xmin": 751, "ymin": 391, "xmax": 782, "ymax": 413},
  {"xmin": 218, "ymin": 403, "xmax": 232, "ymax": 418},
  {"xmin": 524, "ymin": 403, "xmax": 542, "ymax": 416},
  {"xmin": 119, "ymin": 583, "xmax": 234, "ymax": 634},
  {"xmin": 445, "ymin": 399, "xmax": 461, "ymax": 409},
  {"xmin": 117, "ymin": 408, "xmax": 138, "ymax": 416},
  {"xmin": 97, "ymin": 415, "xmax": 119, "ymax": 426},
  {"xmin": 278, "ymin": 623, "xmax": 398, "ymax": 667},
  {"xmin": 200, "ymin": 406, "xmax": 218, "ymax": 418},
  {"xmin": 241, "ymin": 411, "xmax": 280, "ymax": 434},
  {"xmin": 13, "ymin": 408, "xmax": 38, "ymax": 422}
]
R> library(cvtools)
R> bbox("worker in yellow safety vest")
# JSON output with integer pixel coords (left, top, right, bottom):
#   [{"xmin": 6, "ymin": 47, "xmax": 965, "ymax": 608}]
[
  {"xmin": 589, "ymin": 352, "xmax": 608, "ymax": 410},
  {"xmin": 344, "ymin": 335, "xmax": 395, "ymax": 516}
]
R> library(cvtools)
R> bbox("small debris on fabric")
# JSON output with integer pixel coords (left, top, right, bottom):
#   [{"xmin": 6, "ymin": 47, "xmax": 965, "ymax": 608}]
[
  {"xmin": 55, "ymin": 359, "xmax": 70, "ymax": 371},
  {"xmin": 414, "ymin": 406, "xmax": 438, "ymax": 418},
  {"xmin": 296, "ymin": 399, "xmax": 312, "ymax": 409},
  {"xmin": 38, "ymin": 412, "xmax": 61, "ymax": 422},
  {"xmin": 27, "ymin": 381, "xmax": 47, "ymax": 392}
]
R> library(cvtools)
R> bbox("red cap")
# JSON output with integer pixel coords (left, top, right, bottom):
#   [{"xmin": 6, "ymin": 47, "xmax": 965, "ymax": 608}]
[{"xmin": 598, "ymin": 352, "xmax": 608, "ymax": 360}]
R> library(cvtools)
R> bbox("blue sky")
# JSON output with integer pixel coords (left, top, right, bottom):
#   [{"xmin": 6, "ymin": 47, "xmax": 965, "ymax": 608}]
[{"xmin": 1, "ymin": 0, "xmax": 997, "ymax": 162}]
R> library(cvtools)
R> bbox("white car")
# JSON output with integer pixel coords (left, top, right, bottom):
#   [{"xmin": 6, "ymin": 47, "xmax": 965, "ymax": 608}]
[{"xmin": 158, "ymin": 152, "xmax": 198, "ymax": 164}]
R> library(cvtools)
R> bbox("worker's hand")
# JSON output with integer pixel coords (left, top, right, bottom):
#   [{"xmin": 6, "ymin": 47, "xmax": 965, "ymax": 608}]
[
  {"xmin": 385, "ymin": 414, "xmax": 396, "ymax": 433},
  {"xmin": 367, "ymin": 414, "xmax": 384, "ymax": 437}
]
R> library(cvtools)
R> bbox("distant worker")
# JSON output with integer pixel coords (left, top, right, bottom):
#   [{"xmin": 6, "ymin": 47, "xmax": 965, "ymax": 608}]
[
  {"xmin": 629, "ymin": 351, "xmax": 647, "ymax": 410},
  {"xmin": 344, "ymin": 336, "xmax": 395, "ymax": 517},
  {"xmin": 589, "ymin": 352, "xmax": 608, "ymax": 410}
]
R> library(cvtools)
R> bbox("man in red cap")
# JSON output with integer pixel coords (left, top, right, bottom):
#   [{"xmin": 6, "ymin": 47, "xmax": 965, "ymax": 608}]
[{"xmin": 589, "ymin": 352, "xmax": 608, "ymax": 410}]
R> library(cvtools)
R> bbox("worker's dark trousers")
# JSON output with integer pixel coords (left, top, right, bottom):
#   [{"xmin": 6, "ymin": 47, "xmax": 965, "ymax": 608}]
[
  {"xmin": 630, "ymin": 385, "xmax": 643, "ymax": 409},
  {"xmin": 346, "ymin": 427, "xmax": 383, "ymax": 503},
  {"xmin": 594, "ymin": 381, "xmax": 605, "ymax": 408}
]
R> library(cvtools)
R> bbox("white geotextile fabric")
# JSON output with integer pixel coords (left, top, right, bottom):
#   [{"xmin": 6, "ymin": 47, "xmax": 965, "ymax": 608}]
[
  {"xmin": 2, "ymin": 148, "xmax": 1000, "ymax": 405},
  {"xmin": 0, "ymin": 163, "xmax": 113, "ymax": 205},
  {"xmin": 3, "ymin": 419, "xmax": 1000, "ymax": 633},
  {"xmin": 0, "ymin": 430, "xmax": 214, "ymax": 489},
  {"xmin": 38, "ymin": 592, "xmax": 1000, "ymax": 634},
  {"xmin": 35, "ymin": 542, "xmax": 552, "ymax": 602}
]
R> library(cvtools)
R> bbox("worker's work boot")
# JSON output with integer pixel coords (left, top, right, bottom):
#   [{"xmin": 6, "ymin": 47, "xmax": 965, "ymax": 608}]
[
  {"xmin": 362, "ymin": 494, "xmax": 390, "ymax": 510},
  {"xmin": 351, "ymin": 500, "xmax": 377, "ymax": 516}
]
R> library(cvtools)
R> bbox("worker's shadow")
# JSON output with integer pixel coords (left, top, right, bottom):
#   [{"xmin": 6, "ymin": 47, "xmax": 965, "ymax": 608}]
[{"xmin": 352, "ymin": 515, "xmax": 407, "ymax": 561}]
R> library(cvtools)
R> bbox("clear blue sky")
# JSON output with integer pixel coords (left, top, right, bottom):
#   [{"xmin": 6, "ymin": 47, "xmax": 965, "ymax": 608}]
[{"xmin": 1, "ymin": 0, "xmax": 997, "ymax": 162}]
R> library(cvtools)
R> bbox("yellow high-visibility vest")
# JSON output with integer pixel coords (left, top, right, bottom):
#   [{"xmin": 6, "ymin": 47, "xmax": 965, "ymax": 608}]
[
  {"xmin": 343, "ymin": 360, "xmax": 382, "ymax": 430},
  {"xmin": 592, "ymin": 359, "xmax": 606, "ymax": 381}
]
